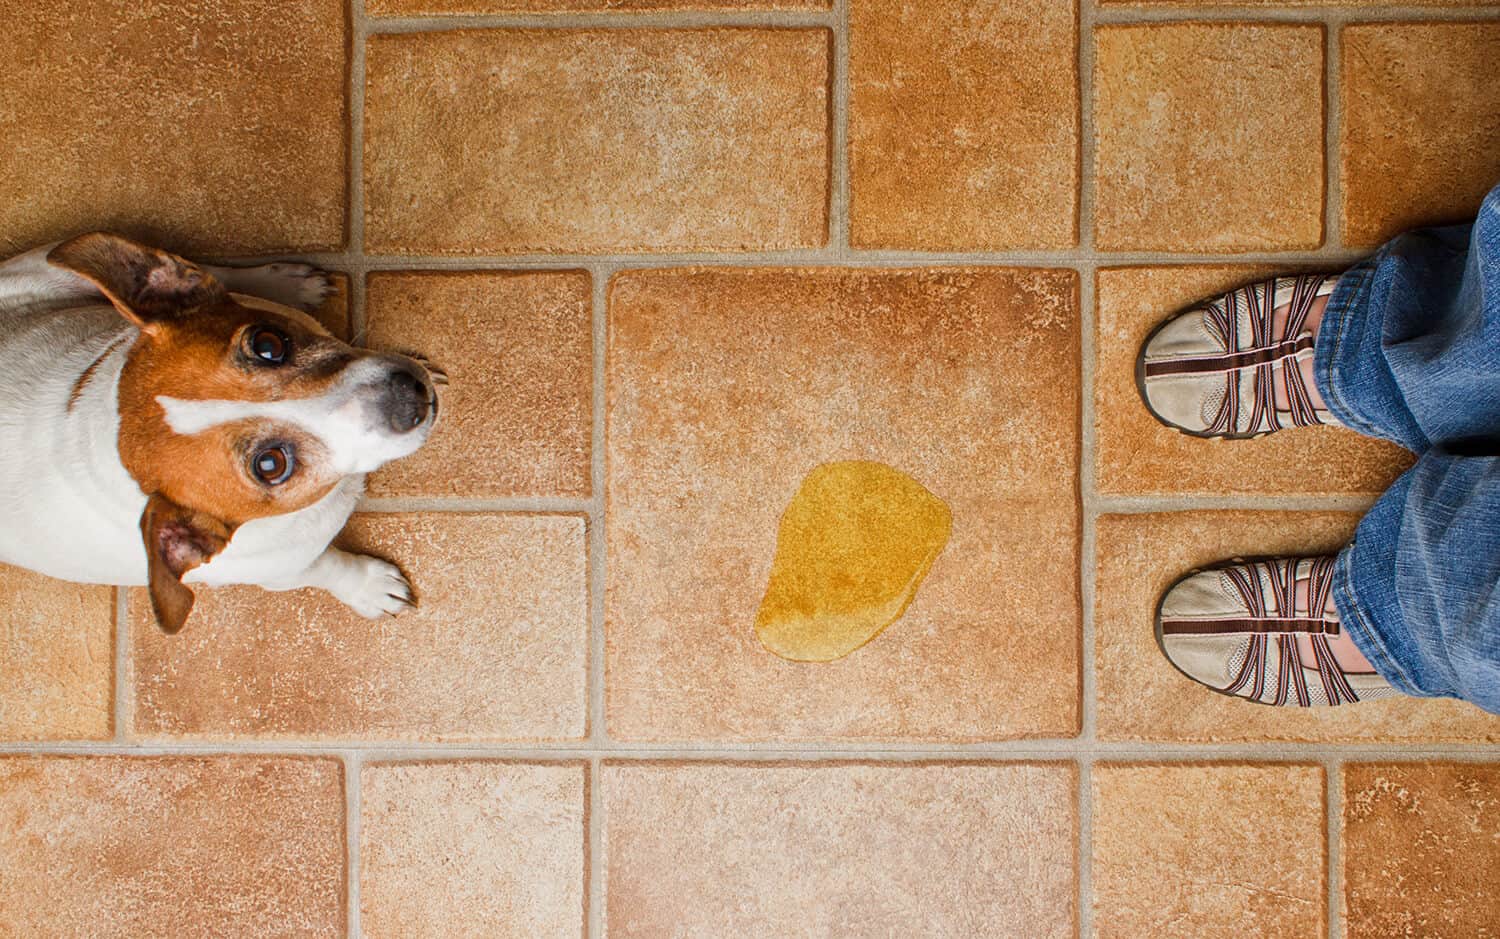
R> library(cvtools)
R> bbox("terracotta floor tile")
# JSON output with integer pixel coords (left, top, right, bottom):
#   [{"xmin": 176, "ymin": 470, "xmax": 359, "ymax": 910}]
[
  {"xmin": 0, "ymin": 0, "xmax": 346, "ymax": 256},
  {"xmin": 1095, "ymin": 266, "xmax": 1412, "ymax": 496},
  {"xmin": 1093, "ymin": 763, "xmax": 1326, "ymax": 939},
  {"xmin": 130, "ymin": 514, "xmax": 588, "ymax": 741},
  {"xmin": 365, "ymin": 271, "xmax": 593, "ymax": 499},
  {"xmin": 1340, "ymin": 23, "xmax": 1500, "ymax": 248},
  {"xmin": 1093, "ymin": 23, "xmax": 1324, "ymax": 252},
  {"xmin": 604, "ymin": 762, "xmax": 1076, "ymax": 936},
  {"xmin": 607, "ymin": 268, "xmax": 1080, "ymax": 741},
  {"xmin": 849, "ymin": 0, "xmax": 1078, "ymax": 250},
  {"xmin": 371, "ymin": 0, "xmax": 826, "ymax": 11},
  {"xmin": 361, "ymin": 761, "xmax": 586, "ymax": 938},
  {"xmin": 1095, "ymin": 511, "xmax": 1500, "ymax": 742},
  {"xmin": 364, "ymin": 29, "xmax": 829, "ymax": 255},
  {"xmin": 0, "ymin": 566, "xmax": 112, "ymax": 741},
  {"xmin": 1343, "ymin": 762, "xmax": 1500, "ymax": 938},
  {"xmin": 0, "ymin": 756, "xmax": 343, "ymax": 936}
]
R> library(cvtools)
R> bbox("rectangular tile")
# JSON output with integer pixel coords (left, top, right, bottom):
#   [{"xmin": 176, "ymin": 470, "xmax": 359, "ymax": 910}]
[
  {"xmin": 371, "ymin": 0, "xmax": 827, "ymax": 11},
  {"xmin": 1093, "ymin": 23, "xmax": 1324, "ymax": 252},
  {"xmin": 365, "ymin": 271, "xmax": 593, "ymax": 499},
  {"xmin": 1340, "ymin": 23, "xmax": 1500, "ymax": 247},
  {"xmin": 604, "ymin": 762, "xmax": 1076, "ymax": 936},
  {"xmin": 1093, "ymin": 763, "xmax": 1326, "ymax": 939},
  {"xmin": 0, "ymin": 756, "xmax": 344, "ymax": 936},
  {"xmin": 607, "ymin": 268, "xmax": 1080, "ymax": 741},
  {"xmin": 0, "ymin": 566, "xmax": 112, "ymax": 741},
  {"xmin": 1095, "ymin": 511, "xmax": 1500, "ymax": 742},
  {"xmin": 0, "ymin": 0, "xmax": 346, "ymax": 255},
  {"xmin": 364, "ymin": 29, "xmax": 830, "ymax": 254},
  {"xmin": 849, "ymin": 0, "xmax": 1078, "ymax": 249},
  {"xmin": 1343, "ymin": 762, "xmax": 1500, "ymax": 938},
  {"xmin": 361, "ymin": 761, "xmax": 586, "ymax": 937},
  {"xmin": 1095, "ymin": 266, "xmax": 1412, "ymax": 496},
  {"xmin": 130, "ymin": 513, "xmax": 588, "ymax": 741}
]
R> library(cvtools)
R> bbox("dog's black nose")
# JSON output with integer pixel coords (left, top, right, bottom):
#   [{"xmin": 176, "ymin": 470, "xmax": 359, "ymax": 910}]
[{"xmin": 384, "ymin": 367, "xmax": 431, "ymax": 433}]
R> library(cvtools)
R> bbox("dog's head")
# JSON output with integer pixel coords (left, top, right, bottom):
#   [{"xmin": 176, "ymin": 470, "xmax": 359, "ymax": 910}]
[{"xmin": 48, "ymin": 232, "xmax": 438, "ymax": 632}]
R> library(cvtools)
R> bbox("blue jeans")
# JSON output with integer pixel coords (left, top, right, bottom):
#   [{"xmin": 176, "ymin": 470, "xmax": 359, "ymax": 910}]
[{"xmin": 1319, "ymin": 181, "xmax": 1500, "ymax": 715}]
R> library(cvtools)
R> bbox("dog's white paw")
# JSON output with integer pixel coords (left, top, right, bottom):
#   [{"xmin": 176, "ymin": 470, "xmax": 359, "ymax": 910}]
[{"xmin": 332, "ymin": 554, "xmax": 415, "ymax": 619}]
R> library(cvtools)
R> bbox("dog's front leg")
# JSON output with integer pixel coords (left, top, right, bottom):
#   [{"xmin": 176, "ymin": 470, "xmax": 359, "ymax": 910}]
[
  {"xmin": 262, "ymin": 547, "xmax": 416, "ymax": 619},
  {"xmin": 201, "ymin": 261, "xmax": 334, "ymax": 312}
]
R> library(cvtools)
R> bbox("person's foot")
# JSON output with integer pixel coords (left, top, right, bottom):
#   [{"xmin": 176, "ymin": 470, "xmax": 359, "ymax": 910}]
[
  {"xmin": 1155, "ymin": 556, "xmax": 1396, "ymax": 707},
  {"xmin": 1137, "ymin": 274, "xmax": 1344, "ymax": 439}
]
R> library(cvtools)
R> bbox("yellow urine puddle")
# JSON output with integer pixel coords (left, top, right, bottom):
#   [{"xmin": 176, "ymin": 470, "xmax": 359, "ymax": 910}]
[{"xmin": 754, "ymin": 461, "xmax": 952, "ymax": 663}]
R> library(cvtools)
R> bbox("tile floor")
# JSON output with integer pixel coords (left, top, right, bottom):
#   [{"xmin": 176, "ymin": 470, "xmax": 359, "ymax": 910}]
[{"xmin": 1, "ymin": 0, "xmax": 1498, "ymax": 936}]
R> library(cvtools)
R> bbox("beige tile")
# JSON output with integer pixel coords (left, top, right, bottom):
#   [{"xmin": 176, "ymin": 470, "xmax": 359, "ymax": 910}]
[
  {"xmin": 364, "ymin": 271, "xmax": 593, "ymax": 499},
  {"xmin": 0, "ymin": 0, "xmax": 346, "ymax": 256},
  {"xmin": 1095, "ymin": 511, "xmax": 1500, "ymax": 742},
  {"xmin": 1093, "ymin": 23, "xmax": 1324, "ymax": 252},
  {"xmin": 0, "ymin": 756, "xmax": 343, "ymax": 936},
  {"xmin": 361, "ymin": 761, "xmax": 586, "ymax": 938},
  {"xmin": 0, "ymin": 566, "xmax": 112, "ymax": 741},
  {"xmin": 1095, "ymin": 266, "xmax": 1412, "ymax": 496},
  {"xmin": 1340, "ymin": 23, "xmax": 1500, "ymax": 247},
  {"xmin": 1343, "ymin": 762, "xmax": 1500, "ymax": 938},
  {"xmin": 130, "ymin": 513, "xmax": 588, "ymax": 741},
  {"xmin": 607, "ymin": 268, "xmax": 1080, "ymax": 741},
  {"xmin": 604, "ymin": 762, "xmax": 1076, "ymax": 936},
  {"xmin": 849, "ymin": 0, "xmax": 1078, "ymax": 249},
  {"xmin": 1104, "ymin": 0, "xmax": 1491, "ymax": 4},
  {"xmin": 371, "ymin": 0, "xmax": 826, "ymax": 11},
  {"xmin": 364, "ymin": 29, "xmax": 829, "ymax": 255},
  {"xmin": 1093, "ymin": 763, "xmax": 1326, "ymax": 939}
]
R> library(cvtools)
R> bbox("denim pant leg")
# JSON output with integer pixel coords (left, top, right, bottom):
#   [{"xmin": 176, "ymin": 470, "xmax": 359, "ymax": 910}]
[{"xmin": 1315, "ymin": 181, "xmax": 1500, "ymax": 713}]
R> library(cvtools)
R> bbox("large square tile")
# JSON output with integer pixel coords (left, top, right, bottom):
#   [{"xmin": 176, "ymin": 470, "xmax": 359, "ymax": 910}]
[
  {"xmin": 604, "ymin": 762, "xmax": 1076, "ymax": 936},
  {"xmin": 607, "ymin": 268, "xmax": 1080, "ymax": 741},
  {"xmin": 1093, "ymin": 23, "xmax": 1324, "ymax": 252},
  {"xmin": 0, "ymin": 0, "xmax": 346, "ymax": 255},
  {"xmin": 1095, "ymin": 511, "xmax": 1500, "ymax": 742},
  {"xmin": 0, "ymin": 566, "xmax": 112, "ymax": 741},
  {"xmin": 849, "ymin": 0, "xmax": 1078, "ymax": 249}
]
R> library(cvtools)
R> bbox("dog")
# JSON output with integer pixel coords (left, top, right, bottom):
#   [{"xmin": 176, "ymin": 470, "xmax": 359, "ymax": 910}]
[{"xmin": 0, "ymin": 232, "xmax": 441, "ymax": 633}]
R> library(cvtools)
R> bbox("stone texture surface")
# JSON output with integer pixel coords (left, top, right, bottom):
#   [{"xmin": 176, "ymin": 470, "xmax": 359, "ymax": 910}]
[
  {"xmin": 1093, "ymin": 763, "xmax": 1326, "ymax": 938},
  {"xmin": 1095, "ymin": 266, "xmax": 1412, "ymax": 495},
  {"xmin": 364, "ymin": 29, "xmax": 829, "ymax": 254},
  {"xmin": 1343, "ymin": 762, "xmax": 1500, "ymax": 938},
  {"xmin": 849, "ymin": 0, "xmax": 1078, "ymax": 249},
  {"xmin": 0, "ymin": 566, "xmax": 112, "ymax": 741},
  {"xmin": 361, "ymin": 761, "xmax": 586, "ymax": 938},
  {"xmin": 371, "ymin": 0, "xmax": 827, "ymax": 11},
  {"xmin": 365, "ymin": 271, "xmax": 593, "ymax": 499},
  {"xmin": 1340, "ymin": 23, "xmax": 1500, "ymax": 247},
  {"xmin": 1095, "ymin": 511, "xmax": 1500, "ymax": 742},
  {"xmin": 0, "ymin": 756, "xmax": 344, "ymax": 936},
  {"xmin": 130, "ymin": 514, "xmax": 588, "ymax": 741},
  {"xmin": 0, "ymin": 0, "xmax": 346, "ymax": 256},
  {"xmin": 607, "ymin": 268, "xmax": 1080, "ymax": 741},
  {"xmin": 1093, "ymin": 23, "xmax": 1324, "ymax": 252},
  {"xmin": 604, "ymin": 762, "xmax": 1076, "ymax": 936}
]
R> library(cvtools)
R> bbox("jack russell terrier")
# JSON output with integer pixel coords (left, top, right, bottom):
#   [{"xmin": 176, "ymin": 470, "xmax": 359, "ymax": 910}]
[{"xmin": 0, "ymin": 232, "xmax": 441, "ymax": 633}]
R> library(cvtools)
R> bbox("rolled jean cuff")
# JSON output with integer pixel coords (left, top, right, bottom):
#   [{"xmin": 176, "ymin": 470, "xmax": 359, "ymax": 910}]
[
  {"xmin": 1313, "ymin": 257, "xmax": 1390, "ymax": 441},
  {"xmin": 1332, "ymin": 539, "xmax": 1432, "ymax": 700}
]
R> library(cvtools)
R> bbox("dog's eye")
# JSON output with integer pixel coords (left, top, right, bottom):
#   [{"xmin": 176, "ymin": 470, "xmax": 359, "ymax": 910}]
[
  {"xmin": 246, "ymin": 327, "xmax": 290, "ymax": 365},
  {"xmin": 250, "ymin": 445, "xmax": 295, "ymax": 486}
]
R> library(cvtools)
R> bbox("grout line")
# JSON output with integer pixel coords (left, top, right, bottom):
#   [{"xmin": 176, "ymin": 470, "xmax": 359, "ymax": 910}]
[
  {"xmin": 587, "ymin": 756, "xmax": 602, "ymax": 939},
  {"xmin": 1327, "ymin": 757, "xmax": 1344, "ymax": 939},
  {"xmin": 356, "ymin": 496, "xmax": 593, "ymax": 514},
  {"xmin": 1078, "ymin": 759, "xmax": 1093, "ymax": 939},
  {"xmin": 587, "ymin": 266, "xmax": 609, "ymax": 939},
  {"xmin": 830, "ymin": 0, "xmax": 849, "ymax": 255},
  {"xmin": 1324, "ymin": 14, "xmax": 1343, "ymax": 253},
  {"xmin": 1091, "ymin": 4, "xmax": 1500, "ymax": 24},
  {"xmin": 345, "ymin": 750, "xmax": 363, "ymax": 939}
]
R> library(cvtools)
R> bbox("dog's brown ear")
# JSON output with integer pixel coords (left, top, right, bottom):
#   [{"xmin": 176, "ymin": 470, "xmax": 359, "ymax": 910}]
[
  {"xmin": 47, "ymin": 232, "xmax": 226, "ymax": 332},
  {"xmin": 139, "ymin": 493, "xmax": 235, "ymax": 634}
]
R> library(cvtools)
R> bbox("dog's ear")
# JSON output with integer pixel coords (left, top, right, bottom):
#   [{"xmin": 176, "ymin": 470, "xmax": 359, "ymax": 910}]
[
  {"xmin": 47, "ymin": 232, "xmax": 226, "ymax": 332},
  {"xmin": 139, "ymin": 493, "xmax": 235, "ymax": 635}
]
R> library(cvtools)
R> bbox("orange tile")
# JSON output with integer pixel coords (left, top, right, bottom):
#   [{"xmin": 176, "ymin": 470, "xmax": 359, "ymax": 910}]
[
  {"xmin": 1093, "ymin": 23, "xmax": 1324, "ymax": 252},
  {"xmin": 1343, "ymin": 762, "xmax": 1500, "ymax": 938},
  {"xmin": 1095, "ymin": 266, "xmax": 1412, "ymax": 496},
  {"xmin": 1093, "ymin": 763, "xmax": 1326, "ymax": 939},
  {"xmin": 1340, "ymin": 23, "xmax": 1500, "ymax": 247},
  {"xmin": 0, "ymin": 0, "xmax": 346, "ymax": 256},
  {"xmin": 607, "ymin": 268, "xmax": 1080, "ymax": 741},
  {"xmin": 364, "ymin": 29, "xmax": 829, "ymax": 254},
  {"xmin": 1095, "ymin": 511, "xmax": 1500, "ymax": 742},
  {"xmin": 849, "ymin": 0, "xmax": 1078, "ymax": 249},
  {"xmin": 0, "ymin": 566, "xmax": 112, "ymax": 741},
  {"xmin": 361, "ymin": 761, "xmax": 587, "ymax": 937},
  {"xmin": 0, "ymin": 756, "xmax": 343, "ymax": 936},
  {"xmin": 371, "ymin": 0, "xmax": 826, "ymax": 11},
  {"xmin": 604, "ymin": 762, "xmax": 1076, "ymax": 935},
  {"xmin": 130, "ymin": 513, "xmax": 588, "ymax": 741}
]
